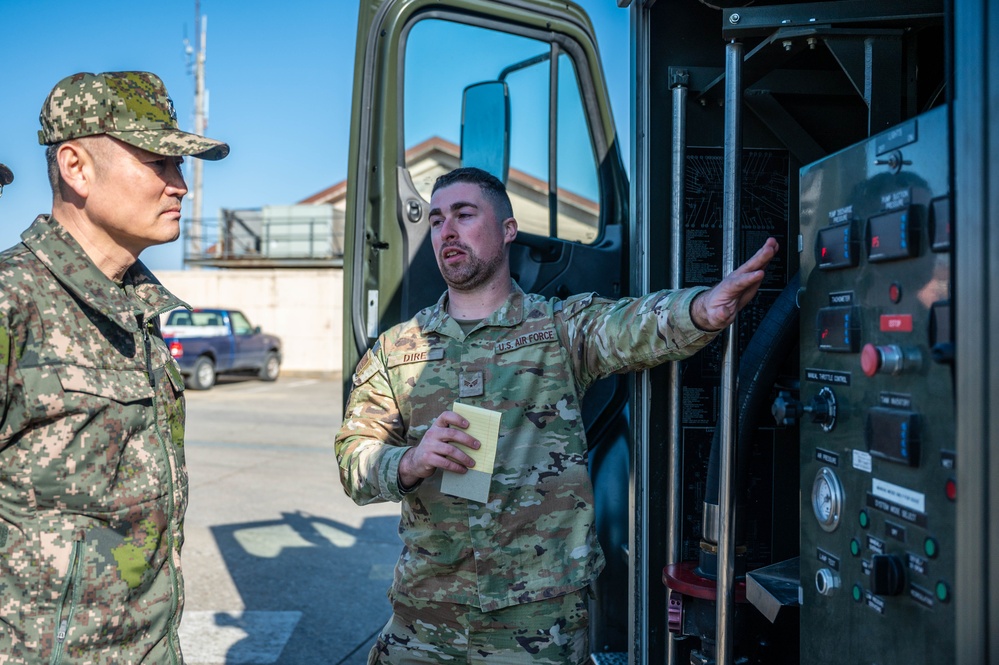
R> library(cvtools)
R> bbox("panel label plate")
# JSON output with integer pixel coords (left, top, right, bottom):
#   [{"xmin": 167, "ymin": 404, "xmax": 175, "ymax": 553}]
[
  {"xmin": 805, "ymin": 368, "xmax": 851, "ymax": 386},
  {"xmin": 872, "ymin": 478, "xmax": 926, "ymax": 513}
]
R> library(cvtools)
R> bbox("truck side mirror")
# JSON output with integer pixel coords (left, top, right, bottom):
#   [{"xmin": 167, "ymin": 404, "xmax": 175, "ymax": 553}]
[{"xmin": 460, "ymin": 81, "xmax": 510, "ymax": 184}]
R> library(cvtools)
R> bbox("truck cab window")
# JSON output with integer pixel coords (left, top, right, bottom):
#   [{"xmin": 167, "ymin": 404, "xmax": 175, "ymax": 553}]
[
  {"xmin": 230, "ymin": 311, "xmax": 252, "ymax": 335},
  {"xmin": 403, "ymin": 17, "xmax": 601, "ymax": 244}
]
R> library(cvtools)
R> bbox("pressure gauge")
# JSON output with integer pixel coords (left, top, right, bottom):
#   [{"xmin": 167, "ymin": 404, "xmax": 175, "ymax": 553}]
[{"xmin": 812, "ymin": 467, "xmax": 844, "ymax": 532}]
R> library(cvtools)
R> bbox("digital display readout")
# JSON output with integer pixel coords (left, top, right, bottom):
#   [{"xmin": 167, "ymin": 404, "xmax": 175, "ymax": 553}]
[
  {"xmin": 931, "ymin": 300, "xmax": 951, "ymax": 346},
  {"xmin": 866, "ymin": 407, "xmax": 921, "ymax": 467},
  {"xmin": 930, "ymin": 197, "xmax": 951, "ymax": 252},
  {"xmin": 867, "ymin": 208, "xmax": 918, "ymax": 262},
  {"xmin": 816, "ymin": 306, "xmax": 860, "ymax": 353},
  {"xmin": 816, "ymin": 221, "xmax": 859, "ymax": 270}
]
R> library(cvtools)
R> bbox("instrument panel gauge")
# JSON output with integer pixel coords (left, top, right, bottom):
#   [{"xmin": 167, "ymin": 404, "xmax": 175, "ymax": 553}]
[{"xmin": 812, "ymin": 466, "xmax": 844, "ymax": 532}]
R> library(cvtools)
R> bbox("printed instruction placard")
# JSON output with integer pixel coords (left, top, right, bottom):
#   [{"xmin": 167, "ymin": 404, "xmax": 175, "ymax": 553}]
[{"xmin": 440, "ymin": 402, "xmax": 500, "ymax": 503}]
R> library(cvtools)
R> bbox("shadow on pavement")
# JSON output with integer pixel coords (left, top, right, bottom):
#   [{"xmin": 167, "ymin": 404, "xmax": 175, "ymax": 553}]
[{"xmin": 207, "ymin": 511, "xmax": 399, "ymax": 664}]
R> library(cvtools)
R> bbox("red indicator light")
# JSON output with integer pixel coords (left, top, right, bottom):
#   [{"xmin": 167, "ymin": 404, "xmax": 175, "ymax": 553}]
[
  {"xmin": 169, "ymin": 340, "xmax": 184, "ymax": 358},
  {"xmin": 945, "ymin": 479, "xmax": 957, "ymax": 502},
  {"xmin": 821, "ymin": 328, "xmax": 829, "ymax": 340},
  {"xmin": 871, "ymin": 236, "xmax": 880, "ymax": 248},
  {"xmin": 821, "ymin": 246, "xmax": 828, "ymax": 258}
]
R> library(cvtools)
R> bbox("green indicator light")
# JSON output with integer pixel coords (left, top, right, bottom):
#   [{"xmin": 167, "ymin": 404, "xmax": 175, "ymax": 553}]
[
  {"xmin": 852, "ymin": 584, "xmax": 863, "ymax": 602},
  {"xmin": 859, "ymin": 510, "xmax": 869, "ymax": 528},
  {"xmin": 936, "ymin": 581, "xmax": 950, "ymax": 602},
  {"xmin": 850, "ymin": 539, "xmax": 861, "ymax": 556},
  {"xmin": 924, "ymin": 537, "xmax": 938, "ymax": 559}
]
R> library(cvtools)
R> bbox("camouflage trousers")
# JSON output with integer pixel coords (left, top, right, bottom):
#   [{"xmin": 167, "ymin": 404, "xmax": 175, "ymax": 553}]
[{"xmin": 368, "ymin": 588, "xmax": 590, "ymax": 664}]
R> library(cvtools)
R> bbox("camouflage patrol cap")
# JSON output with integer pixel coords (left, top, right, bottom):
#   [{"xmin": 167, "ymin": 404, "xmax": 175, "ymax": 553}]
[{"xmin": 38, "ymin": 71, "xmax": 229, "ymax": 160}]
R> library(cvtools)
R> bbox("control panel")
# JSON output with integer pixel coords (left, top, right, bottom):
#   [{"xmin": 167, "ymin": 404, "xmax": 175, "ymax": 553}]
[{"xmin": 798, "ymin": 106, "xmax": 954, "ymax": 663}]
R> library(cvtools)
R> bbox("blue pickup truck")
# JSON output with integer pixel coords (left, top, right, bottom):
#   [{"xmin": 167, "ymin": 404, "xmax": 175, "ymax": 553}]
[{"xmin": 162, "ymin": 308, "xmax": 282, "ymax": 390}]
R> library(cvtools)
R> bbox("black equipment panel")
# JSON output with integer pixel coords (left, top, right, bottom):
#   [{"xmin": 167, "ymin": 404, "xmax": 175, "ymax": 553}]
[{"xmin": 798, "ymin": 106, "xmax": 955, "ymax": 664}]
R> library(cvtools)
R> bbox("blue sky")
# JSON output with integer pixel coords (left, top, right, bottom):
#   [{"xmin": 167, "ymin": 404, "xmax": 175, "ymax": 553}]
[{"xmin": 0, "ymin": 0, "xmax": 629, "ymax": 271}]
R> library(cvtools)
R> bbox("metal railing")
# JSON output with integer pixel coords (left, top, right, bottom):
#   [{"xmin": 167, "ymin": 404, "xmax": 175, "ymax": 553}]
[{"xmin": 182, "ymin": 210, "xmax": 344, "ymax": 266}]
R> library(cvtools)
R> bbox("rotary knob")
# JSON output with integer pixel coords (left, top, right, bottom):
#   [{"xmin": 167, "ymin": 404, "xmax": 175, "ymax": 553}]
[{"xmin": 870, "ymin": 554, "xmax": 906, "ymax": 596}]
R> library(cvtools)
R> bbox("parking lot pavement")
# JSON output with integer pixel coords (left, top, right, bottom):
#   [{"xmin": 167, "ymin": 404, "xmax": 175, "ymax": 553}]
[{"xmin": 179, "ymin": 375, "xmax": 402, "ymax": 665}]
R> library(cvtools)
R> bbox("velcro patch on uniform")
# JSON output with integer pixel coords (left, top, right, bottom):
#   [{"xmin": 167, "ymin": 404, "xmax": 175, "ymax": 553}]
[
  {"xmin": 352, "ymin": 349, "xmax": 384, "ymax": 386},
  {"xmin": 495, "ymin": 328, "xmax": 557, "ymax": 354},
  {"xmin": 386, "ymin": 347, "xmax": 445, "ymax": 368},
  {"xmin": 458, "ymin": 371, "xmax": 484, "ymax": 397}
]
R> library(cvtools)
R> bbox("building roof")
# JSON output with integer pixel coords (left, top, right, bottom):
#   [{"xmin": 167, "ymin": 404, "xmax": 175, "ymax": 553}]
[{"xmin": 298, "ymin": 136, "xmax": 598, "ymax": 216}]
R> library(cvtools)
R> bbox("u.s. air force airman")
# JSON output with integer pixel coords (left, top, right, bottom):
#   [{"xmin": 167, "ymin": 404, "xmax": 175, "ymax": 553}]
[
  {"xmin": 335, "ymin": 167, "xmax": 779, "ymax": 663},
  {"xmin": 0, "ymin": 71, "xmax": 227, "ymax": 663}
]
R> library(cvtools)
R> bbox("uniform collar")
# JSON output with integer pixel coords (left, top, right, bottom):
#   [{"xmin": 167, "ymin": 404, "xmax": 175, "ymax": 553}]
[
  {"xmin": 20, "ymin": 215, "xmax": 187, "ymax": 333},
  {"xmin": 423, "ymin": 280, "xmax": 526, "ymax": 335}
]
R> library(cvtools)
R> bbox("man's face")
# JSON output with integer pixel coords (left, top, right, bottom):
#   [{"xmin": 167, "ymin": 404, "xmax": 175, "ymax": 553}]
[
  {"xmin": 83, "ymin": 137, "xmax": 188, "ymax": 256},
  {"xmin": 429, "ymin": 181, "xmax": 515, "ymax": 293}
]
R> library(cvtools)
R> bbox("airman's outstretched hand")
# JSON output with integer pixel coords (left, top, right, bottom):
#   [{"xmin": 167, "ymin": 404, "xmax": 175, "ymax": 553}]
[{"xmin": 691, "ymin": 237, "xmax": 779, "ymax": 332}]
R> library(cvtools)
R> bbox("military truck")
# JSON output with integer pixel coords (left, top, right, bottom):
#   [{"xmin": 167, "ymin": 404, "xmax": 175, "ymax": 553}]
[{"xmin": 343, "ymin": 1, "xmax": 996, "ymax": 663}]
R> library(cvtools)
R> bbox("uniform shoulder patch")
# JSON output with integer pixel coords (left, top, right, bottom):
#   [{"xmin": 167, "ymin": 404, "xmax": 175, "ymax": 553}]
[{"xmin": 352, "ymin": 343, "xmax": 384, "ymax": 386}]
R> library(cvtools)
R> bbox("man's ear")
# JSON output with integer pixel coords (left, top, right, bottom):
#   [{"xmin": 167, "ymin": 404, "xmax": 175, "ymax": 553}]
[
  {"xmin": 57, "ymin": 141, "xmax": 95, "ymax": 200},
  {"xmin": 503, "ymin": 217, "xmax": 518, "ymax": 244}
]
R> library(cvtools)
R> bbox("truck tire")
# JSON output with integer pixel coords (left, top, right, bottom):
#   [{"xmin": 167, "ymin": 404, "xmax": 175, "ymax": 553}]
[
  {"xmin": 188, "ymin": 356, "xmax": 216, "ymax": 391},
  {"xmin": 259, "ymin": 351, "xmax": 280, "ymax": 382}
]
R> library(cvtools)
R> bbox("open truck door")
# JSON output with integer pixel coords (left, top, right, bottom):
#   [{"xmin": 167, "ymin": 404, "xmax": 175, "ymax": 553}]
[{"xmin": 343, "ymin": 0, "xmax": 630, "ymax": 652}]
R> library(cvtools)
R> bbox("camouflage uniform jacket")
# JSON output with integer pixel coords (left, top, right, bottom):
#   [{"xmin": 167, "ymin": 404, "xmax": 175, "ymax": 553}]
[
  {"xmin": 0, "ymin": 216, "xmax": 188, "ymax": 664},
  {"xmin": 336, "ymin": 281, "xmax": 716, "ymax": 611}
]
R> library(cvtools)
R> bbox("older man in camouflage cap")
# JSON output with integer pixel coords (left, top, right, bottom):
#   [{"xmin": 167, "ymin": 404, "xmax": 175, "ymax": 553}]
[
  {"xmin": 335, "ymin": 167, "xmax": 779, "ymax": 663},
  {"xmin": 0, "ymin": 71, "xmax": 227, "ymax": 663}
]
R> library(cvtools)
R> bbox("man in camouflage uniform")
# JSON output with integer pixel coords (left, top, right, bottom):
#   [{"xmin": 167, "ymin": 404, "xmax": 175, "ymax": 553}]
[
  {"xmin": 0, "ymin": 71, "xmax": 228, "ymax": 664},
  {"xmin": 335, "ymin": 167, "xmax": 779, "ymax": 663}
]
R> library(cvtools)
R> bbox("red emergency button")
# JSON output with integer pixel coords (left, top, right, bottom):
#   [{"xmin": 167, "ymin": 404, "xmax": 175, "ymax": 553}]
[
  {"xmin": 861, "ymin": 343, "xmax": 881, "ymax": 377},
  {"xmin": 861, "ymin": 343, "xmax": 911, "ymax": 376},
  {"xmin": 889, "ymin": 283, "xmax": 903, "ymax": 303},
  {"xmin": 946, "ymin": 478, "xmax": 957, "ymax": 502}
]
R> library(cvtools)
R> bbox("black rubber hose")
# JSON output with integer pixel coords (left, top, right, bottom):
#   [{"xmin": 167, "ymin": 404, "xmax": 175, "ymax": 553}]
[{"xmin": 704, "ymin": 270, "xmax": 801, "ymax": 511}]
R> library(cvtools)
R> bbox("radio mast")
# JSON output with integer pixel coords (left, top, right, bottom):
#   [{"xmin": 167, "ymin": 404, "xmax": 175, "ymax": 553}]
[{"xmin": 185, "ymin": 0, "xmax": 208, "ymax": 261}]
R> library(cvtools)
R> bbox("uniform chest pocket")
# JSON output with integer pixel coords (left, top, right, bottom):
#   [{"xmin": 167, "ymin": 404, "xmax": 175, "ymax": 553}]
[
  {"xmin": 385, "ymin": 347, "xmax": 447, "ymax": 437},
  {"xmin": 21, "ymin": 365, "xmax": 160, "ymax": 511},
  {"xmin": 57, "ymin": 365, "xmax": 157, "ymax": 435},
  {"xmin": 57, "ymin": 365, "xmax": 156, "ymax": 404},
  {"xmin": 19, "ymin": 364, "xmax": 154, "ymax": 422}
]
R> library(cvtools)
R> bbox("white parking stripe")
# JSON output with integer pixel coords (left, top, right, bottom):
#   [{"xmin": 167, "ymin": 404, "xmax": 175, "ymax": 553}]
[{"xmin": 179, "ymin": 610, "xmax": 301, "ymax": 664}]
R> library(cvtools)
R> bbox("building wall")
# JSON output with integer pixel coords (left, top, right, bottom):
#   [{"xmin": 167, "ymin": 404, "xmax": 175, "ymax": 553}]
[{"xmin": 157, "ymin": 269, "xmax": 344, "ymax": 375}]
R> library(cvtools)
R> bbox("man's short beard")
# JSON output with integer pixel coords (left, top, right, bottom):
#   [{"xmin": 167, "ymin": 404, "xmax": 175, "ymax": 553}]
[{"xmin": 440, "ymin": 250, "xmax": 505, "ymax": 292}]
